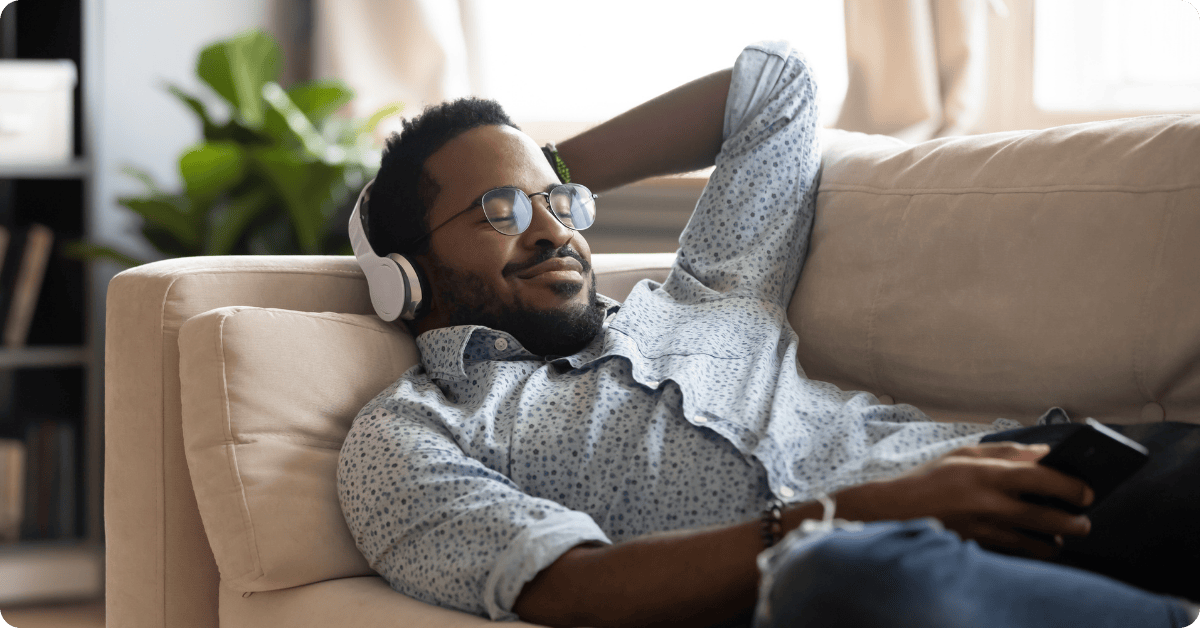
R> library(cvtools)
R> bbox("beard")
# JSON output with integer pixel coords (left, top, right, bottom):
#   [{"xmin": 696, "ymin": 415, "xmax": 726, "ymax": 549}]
[{"xmin": 427, "ymin": 246, "xmax": 606, "ymax": 357}]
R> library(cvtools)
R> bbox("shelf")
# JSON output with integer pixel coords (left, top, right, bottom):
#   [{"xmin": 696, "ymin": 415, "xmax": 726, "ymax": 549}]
[
  {"xmin": 0, "ymin": 346, "xmax": 89, "ymax": 369},
  {"xmin": 0, "ymin": 159, "xmax": 89, "ymax": 180},
  {"xmin": 0, "ymin": 541, "xmax": 103, "ymax": 605}
]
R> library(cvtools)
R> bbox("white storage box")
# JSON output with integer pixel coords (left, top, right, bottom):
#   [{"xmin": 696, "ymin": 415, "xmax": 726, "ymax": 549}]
[{"xmin": 0, "ymin": 60, "xmax": 77, "ymax": 164}]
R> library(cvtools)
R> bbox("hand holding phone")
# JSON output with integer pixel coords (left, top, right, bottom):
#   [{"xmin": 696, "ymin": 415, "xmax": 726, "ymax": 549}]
[{"xmin": 1026, "ymin": 418, "xmax": 1150, "ymax": 515}]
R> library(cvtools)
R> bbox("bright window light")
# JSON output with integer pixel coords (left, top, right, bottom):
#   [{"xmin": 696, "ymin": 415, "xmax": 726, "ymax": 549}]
[
  {"xmin": 1035, "ymin": 0, "xmax": 1200, "ymax": 111},
  {"xmin": 472, "ymin": 1, "xmax": 848, "ymax": 128}
]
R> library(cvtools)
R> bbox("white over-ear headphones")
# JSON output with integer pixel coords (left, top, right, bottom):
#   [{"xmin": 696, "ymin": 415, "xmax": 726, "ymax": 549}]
[{"xmin": 348, "ymin": 178, "xmax": 427, "ymax": 321}]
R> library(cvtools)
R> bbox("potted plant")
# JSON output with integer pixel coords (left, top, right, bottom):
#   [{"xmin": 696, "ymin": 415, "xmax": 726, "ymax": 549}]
[{"xmin": 71, "ymin": 29, "xmax": 401, "ymax": 265}]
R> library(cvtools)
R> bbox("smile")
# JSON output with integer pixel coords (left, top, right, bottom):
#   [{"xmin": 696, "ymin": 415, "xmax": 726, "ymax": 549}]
[{"xmin": 517, "ymin": 256, "xmax": 584, "ymax": 280}]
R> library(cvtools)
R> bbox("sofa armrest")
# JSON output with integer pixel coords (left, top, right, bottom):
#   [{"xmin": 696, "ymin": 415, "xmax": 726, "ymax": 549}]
[{"xmin": 219, "ymin": 577, "xmax": 544, "ymax": 628}]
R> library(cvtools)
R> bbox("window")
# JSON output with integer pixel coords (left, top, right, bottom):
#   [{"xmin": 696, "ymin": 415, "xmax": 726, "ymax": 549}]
[
  {"xmin": 470, "ymin": 1, "xmax": 848, "ymax": 137},
  {"xmin": 1034, "ymin": 0, "xmax": 1200, "ymax": 111}
]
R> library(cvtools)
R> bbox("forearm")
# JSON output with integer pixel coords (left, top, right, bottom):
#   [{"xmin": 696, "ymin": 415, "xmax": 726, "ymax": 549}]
[
  {"xmin": 555, "ymin": 68, "xmax": 732, "ymax": 193},
  {"xmin": 514, "ymin": 495, "xmax": 870, "ymax": 628}
]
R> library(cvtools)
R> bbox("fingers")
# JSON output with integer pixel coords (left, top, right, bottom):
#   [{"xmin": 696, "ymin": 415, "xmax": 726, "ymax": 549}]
[
  {"xmin": 949, "ymin": 442, "xmax": 1050, "ymax": 463},
  {"xmin": 1004, "ymin": 498, "xmax": 1091, "ymax": 537},
  {"xmin": 951, "ymin": 518, "xmax": 1063, "ymax": 560},
  {"xmin": 994, "ymin": 464, "xmax": 1095, "ymax": 512},
  {"xmin": 920, "ymin": 457, "xmax": 1094, "ymax": 541}
]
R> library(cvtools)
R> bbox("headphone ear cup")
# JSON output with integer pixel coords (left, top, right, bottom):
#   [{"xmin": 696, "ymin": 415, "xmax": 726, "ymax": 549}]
[
  {"xmin": 348, "ymin": 178, "xmax": 427, "ymax": 321},
  {"xmin": 387, "ymin": 253, "xmax": 427, "ymax": 321},
  {"xmin": 362, "ymin": 256, "xmax": 410, "ymax": 322}
]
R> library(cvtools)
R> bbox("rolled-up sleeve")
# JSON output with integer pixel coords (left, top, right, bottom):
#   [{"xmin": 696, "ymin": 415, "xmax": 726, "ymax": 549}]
[
  {"xmin": 673, "ymin": 40, "xmax": 821, "ymax": 308},
  {"xmin": 337, "ymin": 380, "xmax": 611, "ymax": 620}
]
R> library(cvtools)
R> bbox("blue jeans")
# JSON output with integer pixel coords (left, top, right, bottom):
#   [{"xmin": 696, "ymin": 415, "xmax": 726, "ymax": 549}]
[{"xmin": 754, "ymin": 519, "xmax": 1196, "ymax": 628}]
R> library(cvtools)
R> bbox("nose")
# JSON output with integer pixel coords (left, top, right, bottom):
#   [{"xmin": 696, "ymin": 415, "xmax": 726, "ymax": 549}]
[{"xmin": 520, "ymin": 195, "xmax": 574, "ymax": 249}]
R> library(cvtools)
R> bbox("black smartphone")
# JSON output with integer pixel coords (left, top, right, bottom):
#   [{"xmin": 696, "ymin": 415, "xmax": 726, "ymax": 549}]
[{"xmin": 1027, "ymin": 418, "xmax": 1150, "ymax": 515}]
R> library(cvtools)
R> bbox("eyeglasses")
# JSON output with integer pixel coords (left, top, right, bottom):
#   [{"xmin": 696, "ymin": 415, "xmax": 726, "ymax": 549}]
[{"xmin": 421, "ymin": 183, "xmax": 598, "ymax": 240}]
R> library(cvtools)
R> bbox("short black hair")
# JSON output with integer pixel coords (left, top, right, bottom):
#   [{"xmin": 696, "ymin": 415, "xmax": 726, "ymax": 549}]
[{"xmin": 366, "ymin": 97, "xmax": 519, "ymax": 256}]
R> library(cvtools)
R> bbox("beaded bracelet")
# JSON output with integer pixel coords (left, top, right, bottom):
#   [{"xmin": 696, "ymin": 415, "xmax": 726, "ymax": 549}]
[
  {"xmin": 760, "ymin": 498, "xmax": 785, "ymax": 548},
  {"xmin": 542, "ymin": 142, "xmax": 572, "ymax": 184}
]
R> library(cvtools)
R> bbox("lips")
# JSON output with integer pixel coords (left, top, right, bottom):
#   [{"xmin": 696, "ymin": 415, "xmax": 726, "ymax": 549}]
[{"xmin": 517, "ymin": 256, "xmax": 583, "ymax": 279}]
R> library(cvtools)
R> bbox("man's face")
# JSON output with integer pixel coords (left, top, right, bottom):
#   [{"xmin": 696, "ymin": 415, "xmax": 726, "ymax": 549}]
[{"xmin": 415, "ymin": 124, "xmax": 605, "ymax": 356}]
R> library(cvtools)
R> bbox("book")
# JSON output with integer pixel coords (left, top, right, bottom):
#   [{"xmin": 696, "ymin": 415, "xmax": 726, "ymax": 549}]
[
  {"xmin": 0, "ymin": 225, "xmax": 9, "ymax": 277},
  {"xmin": 0, "ymin": 438, "xmax": 21, "ymax": 542},
  {"xmin": 2, "ymin": 223, "xmax": 51, "ymax": 348},
  {"xmin": 19, "ymin": 420, "xmax": 74, "ymax": 540}
]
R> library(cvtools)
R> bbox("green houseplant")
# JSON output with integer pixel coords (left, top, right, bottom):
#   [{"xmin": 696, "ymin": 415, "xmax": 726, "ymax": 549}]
[{"xmin": 73, "ymin": 29, "xmax": 401, "ymax": 266}]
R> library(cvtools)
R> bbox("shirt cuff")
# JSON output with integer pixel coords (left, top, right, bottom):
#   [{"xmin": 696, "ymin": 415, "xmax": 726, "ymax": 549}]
[{"xmin": 484, "ymin": 510, "xmax": 612, "ymax": 621}]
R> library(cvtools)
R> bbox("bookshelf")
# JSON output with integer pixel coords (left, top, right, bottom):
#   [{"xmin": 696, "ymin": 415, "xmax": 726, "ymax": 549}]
[{"xmin": 0, "ymin": 0, "xmax": 104, "ymax": 605}]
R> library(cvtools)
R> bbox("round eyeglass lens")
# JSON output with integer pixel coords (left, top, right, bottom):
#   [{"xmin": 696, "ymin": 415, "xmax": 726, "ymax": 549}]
[
  {"xmin": 481, "ymin": 188, "xmax": 532, "ymax": 235},
  {"xmin": 550, "ymin": 184, "xmax": 596, "ymax": 230}
]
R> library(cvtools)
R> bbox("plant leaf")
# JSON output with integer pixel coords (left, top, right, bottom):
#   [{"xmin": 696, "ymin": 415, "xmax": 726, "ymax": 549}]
[
  {"xmin": 61, "ymin": 241, "xmax": 149, "ymax": 268},
  {"xmin": 196, "ymin": 29, "xmax": 282, "ymax": 129},
  {"xmin": 120, "ymin": 165, "xmax": 163, "ymax": 195},
  {"xmin": 164, "ymin": 82, "xmax": 219, "ymax": 136},
  {"xmin": 119, "ymin": 195, "xmax": 201, "ymax": 250},
  {"xmin": 361, "ymin": 101, "xmax": 405, "ymax": 134},
  {"xmin": 206, "ymin": 186, "xmax": 273, "ymax": 255},
  {"xmin": 261, "ymin": 82, "xmax": 335, "ymax": 162},
  {"xmin": 247, "ymin": 212, "xmax": 295, "ymax": 255},
  {"xmin": 250, "ymin": 148, "xmax": 320, "ymax": 252},
  {"xmin": 286, "ymin": 80, "xmax": 355, "ymax": 125},
  {"xmin": 179, "ymin": 141, "xmax": 246, "ymax": 205},
  {"xmin": 141, "ymin": 224, "xmax": 196, "ymax": 258},
  {"xmin": 251, "ymin": 147, "xmax": 343, "ymax": 254}
]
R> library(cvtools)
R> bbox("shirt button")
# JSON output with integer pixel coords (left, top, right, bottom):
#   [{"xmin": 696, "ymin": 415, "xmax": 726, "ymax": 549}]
[
  {"xmin": 779, "ymin": 486, "xmax": 795, "ymax": 498},
  {"xmin": 494, "ymin": 338, "xmax": 508, "ymax": 351},
  {"xmin": 694, "ymin": 416, "xmax": 708, "ymax": 424}
]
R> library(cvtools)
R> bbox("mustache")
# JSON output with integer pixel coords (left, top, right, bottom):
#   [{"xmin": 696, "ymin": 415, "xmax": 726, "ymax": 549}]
[{"xmin": 502, "ymin": 245, "xmax": 590, "ymax": 277}]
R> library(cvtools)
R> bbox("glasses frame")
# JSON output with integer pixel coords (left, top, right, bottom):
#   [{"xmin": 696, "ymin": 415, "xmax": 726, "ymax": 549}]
[{"xmin": 416, "ymin": 183, "xmax": 598, "ymax": 243}]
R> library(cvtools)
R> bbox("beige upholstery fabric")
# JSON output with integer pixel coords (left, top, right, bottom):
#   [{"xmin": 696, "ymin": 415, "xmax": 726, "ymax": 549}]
[
  {"xmin": 217, "ymin": 577, "xmax": 526, "ymax": 628},
  {"xmin": 793, "ymin": 115, "xmax": 1200, "ymax": 425},
  {"xmin": 179, "ymin": 309, "xmax": 412, "ymax": 592},
  {"xmin": 105, "ymin": 257, "xmax": 374, "ymax": 628},
  {"xmin": 105, "ymin": 253, "xmax": 670, "ymax": 628}
]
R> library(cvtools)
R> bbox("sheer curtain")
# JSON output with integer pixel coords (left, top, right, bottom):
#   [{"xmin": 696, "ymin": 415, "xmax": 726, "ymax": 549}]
[
  {"xmin": 835, "ymin": 0, "xmax": 1003, "ymax": 141},
  {"xmin": 307, "ymin": 1, "xmax": 1002, "ymax": 142},
  {"xmin": 311, "ymin": 0, "xmax": 479, "ymax": 138}
]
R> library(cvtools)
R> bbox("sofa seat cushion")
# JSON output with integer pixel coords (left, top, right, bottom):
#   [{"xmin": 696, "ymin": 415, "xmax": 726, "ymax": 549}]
[
  {"xmin": 793, "ymin": 116, "xmax": 1200, "ymax": 425},
  {"xmin": 179, "ymin": 307, "xmax": 419, "ymax": 592}
]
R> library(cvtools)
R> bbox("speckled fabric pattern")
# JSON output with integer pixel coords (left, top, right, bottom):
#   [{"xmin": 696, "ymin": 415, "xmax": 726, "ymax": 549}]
[{"xmin": 338, "ymin": 42, "xmax": 1021, "ymax": 620}]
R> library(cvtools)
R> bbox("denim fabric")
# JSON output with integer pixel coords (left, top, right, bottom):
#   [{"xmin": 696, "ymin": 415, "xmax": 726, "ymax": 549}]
[{"xmin": 755, "ymin": 519, "xmax": 1196, "ymax": 628}]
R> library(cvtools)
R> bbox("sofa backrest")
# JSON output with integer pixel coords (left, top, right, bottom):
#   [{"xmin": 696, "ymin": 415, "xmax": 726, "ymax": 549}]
[{"xmin": 793, "ymin": 115, "xmax": 1200, "ymax": 425}]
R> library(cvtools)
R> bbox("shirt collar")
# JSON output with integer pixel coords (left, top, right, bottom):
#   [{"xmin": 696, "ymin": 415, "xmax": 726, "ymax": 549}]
[{"xmin": 415, "ymin": 294, "xmax": 622, "ymax": 381}]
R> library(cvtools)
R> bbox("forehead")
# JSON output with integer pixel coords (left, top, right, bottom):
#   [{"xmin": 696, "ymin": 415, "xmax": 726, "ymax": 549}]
[{"xmin": 423, "ymin": 125, "xmax": 556, "ymax": 215}]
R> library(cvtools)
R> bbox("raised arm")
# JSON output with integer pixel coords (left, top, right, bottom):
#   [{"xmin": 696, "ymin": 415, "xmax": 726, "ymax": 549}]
[{"xmin": 554, "ymin": 68, "xmax": 733, "ymax": 193}]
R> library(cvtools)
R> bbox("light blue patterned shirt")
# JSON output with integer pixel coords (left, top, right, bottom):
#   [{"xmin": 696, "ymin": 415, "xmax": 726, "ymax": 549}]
[{"xmin": 338, "ymin": 41, "xmax": 1019, "ymax": 620}]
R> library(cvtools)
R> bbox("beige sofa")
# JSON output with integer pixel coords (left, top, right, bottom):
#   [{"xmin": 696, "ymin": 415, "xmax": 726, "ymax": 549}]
[{"xmin": 105, "ymin": 114, "xmax": 1200, "ymax": 627}]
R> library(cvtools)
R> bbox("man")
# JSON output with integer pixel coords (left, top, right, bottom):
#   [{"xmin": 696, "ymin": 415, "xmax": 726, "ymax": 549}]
[{"xmin": 338, "ymin": 42, "xmax": 1196, "ymax": 627}]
